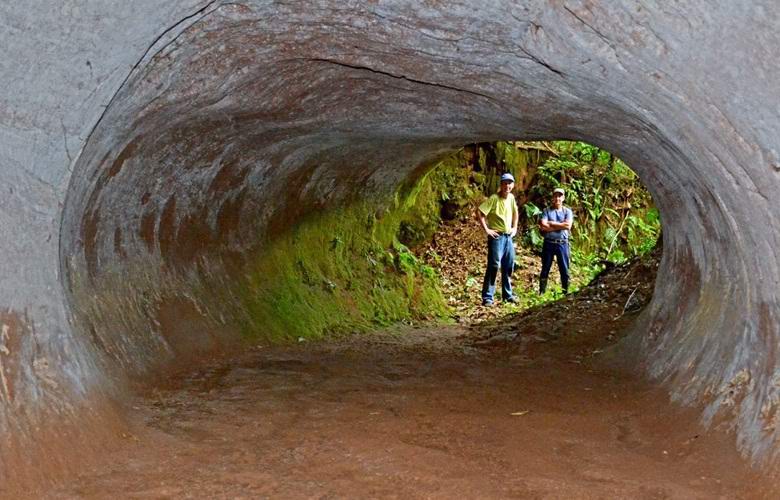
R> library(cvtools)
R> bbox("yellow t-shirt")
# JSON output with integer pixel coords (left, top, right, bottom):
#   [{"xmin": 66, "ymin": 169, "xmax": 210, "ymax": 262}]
[{"xmin": 479, "ymin": 194, "xmax": 518, "ymax": 233}]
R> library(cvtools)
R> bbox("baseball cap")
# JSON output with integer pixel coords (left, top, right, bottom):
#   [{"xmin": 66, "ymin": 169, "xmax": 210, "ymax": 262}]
[
  {"xmin": 500, "ymin": 173, "xmax": 515, "ymax": 183},
  {"xmin": 553, "ymin": 187, "xmax": 565, "ymax": 195}
]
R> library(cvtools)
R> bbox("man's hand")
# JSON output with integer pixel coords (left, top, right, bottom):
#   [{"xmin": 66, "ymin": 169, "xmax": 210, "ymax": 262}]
[
  {"xmin": 477, "ymin": 211, "xmax": 498, "ymax": 238},
  {"xmin": 510, "ymin": 227, "xmax": 517, "ymax": 238}
]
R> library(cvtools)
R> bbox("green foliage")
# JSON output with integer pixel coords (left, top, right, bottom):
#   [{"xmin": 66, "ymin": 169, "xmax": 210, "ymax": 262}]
[
  {"xmin": 524, "ymin": 226, "xmax": 544, "ymax": 250},
  {"xmin": 521, "ymin": 202, "xmax": 544, "ymax": 250},
  {"xmin": 530, "ymin": 141, "xmax": 660, "ymax": 266},
  {"xmin": 523, "ymin": 202, "xmax": 542, "ymax": 218},
  {"xmin": 570, "ymin": 248, "xmax": 605, "ymax": 287},
  {"xmin": 399, "ymin": 140, "xmax": 660, "ymax": 304}
]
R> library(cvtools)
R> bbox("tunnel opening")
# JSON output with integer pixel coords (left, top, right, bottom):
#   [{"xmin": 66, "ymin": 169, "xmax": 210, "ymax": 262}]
[
  {"xmin": 396, "ymin": 140, "xmax": 662, "ymax": 324},
  {"xmin": 60, "ymin": 132, "xmax": 662, "ymax": 378}
]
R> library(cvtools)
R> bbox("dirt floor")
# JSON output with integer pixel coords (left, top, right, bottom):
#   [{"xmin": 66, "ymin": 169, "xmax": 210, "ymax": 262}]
[{"xmin": 48, "ymin": 258, "xmax": 775, "ymax": 498}]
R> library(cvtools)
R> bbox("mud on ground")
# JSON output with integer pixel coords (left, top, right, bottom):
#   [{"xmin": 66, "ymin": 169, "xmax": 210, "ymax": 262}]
[{"xmin": 48, "ymin": 249, "xmax": 774, "ymax": 499}]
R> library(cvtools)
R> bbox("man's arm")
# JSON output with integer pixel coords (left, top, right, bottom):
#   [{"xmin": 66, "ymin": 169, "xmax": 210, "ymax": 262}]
[
  {"xmin": 546, "ymin": 220, "xmax": 572, "ymax": 230},
  {"xmin": 539, "ymin": 210, "xmax": 572, "ymax": 232},
  {"xmin": 559, "ymin": 208, "xmax": 573, "ymax": 230},
  {"xmin": 476, "ymin": 209, "xmax": 499, "ymax": 239},
  {"xmin": 539, "ymin": 209, "xmax": 552, "ymax": 233}
]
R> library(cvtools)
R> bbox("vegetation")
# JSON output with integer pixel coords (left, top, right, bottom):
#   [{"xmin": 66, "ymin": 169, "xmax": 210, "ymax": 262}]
[
  {"xmin": 404, "ymin": 141, "xmax": 661, "ymax": 310},
  {"xmin": 239, "ymin": 140, "xmax": 660, "ymax": 342},
  {"xmin": 522, "ymin": 141, "xmax": 659, "ymax": 260},
  {"xmin": 520, "ymin": 141, "xmax": 660, "ymax": 292}
]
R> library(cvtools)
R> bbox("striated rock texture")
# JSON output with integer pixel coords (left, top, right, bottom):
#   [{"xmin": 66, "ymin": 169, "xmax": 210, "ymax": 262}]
[{"xmin": 1, "ymin": 0, "xmax": 779, "ymax": 489}]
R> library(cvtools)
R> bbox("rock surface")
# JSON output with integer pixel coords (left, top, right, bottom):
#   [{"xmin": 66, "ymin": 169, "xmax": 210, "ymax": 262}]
[{"xmin": 1, "ymin": 0, "xmax": 779, "ymax": 490}]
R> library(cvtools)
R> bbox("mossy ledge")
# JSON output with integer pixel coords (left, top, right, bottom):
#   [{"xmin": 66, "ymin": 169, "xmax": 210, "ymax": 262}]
[{"xmin": 239, "ymin": 187, "xmax": 451, "ymax": 343}]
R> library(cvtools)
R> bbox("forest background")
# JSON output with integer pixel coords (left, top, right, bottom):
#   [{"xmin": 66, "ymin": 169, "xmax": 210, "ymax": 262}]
[{"xmin": 398, "ymin": 140, "xmax": 661, "ymax": 316}]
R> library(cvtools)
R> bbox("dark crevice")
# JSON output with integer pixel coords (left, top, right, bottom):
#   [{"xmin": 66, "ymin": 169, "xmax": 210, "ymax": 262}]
[
  {"xmin": 514, "ymin": 46, "xmax": 566, "ymax": 76},
  {"xmin": 305, "ymin": 57, "xmax": 497, "ymax": 101},
  {"xmin": 563, "ymin": 5, "xmax": 612, "ymax": 46}
]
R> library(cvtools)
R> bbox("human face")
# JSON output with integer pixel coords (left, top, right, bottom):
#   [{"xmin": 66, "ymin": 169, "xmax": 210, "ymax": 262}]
[
  {"xmin": 552, "ymin": 192, "xmax": 564, "ymax": 208},
  {"xmin": 499, "ymin": 180, "xmax": 514, "ymax": 197}
]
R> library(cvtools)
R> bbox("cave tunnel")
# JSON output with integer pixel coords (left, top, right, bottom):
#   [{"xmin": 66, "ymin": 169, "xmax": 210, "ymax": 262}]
[{"xmin": 1, "ymin": 0, "xmax": 780, "ymax": 492}]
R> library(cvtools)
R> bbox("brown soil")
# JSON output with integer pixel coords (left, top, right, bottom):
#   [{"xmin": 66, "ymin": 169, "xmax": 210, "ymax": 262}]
[{"xmin": 47, "ymin": 254, "xmax": 774, "ymax": 499}]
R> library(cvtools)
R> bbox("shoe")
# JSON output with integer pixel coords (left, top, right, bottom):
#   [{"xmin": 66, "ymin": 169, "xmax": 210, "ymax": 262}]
[
  {"xmin": 504, "ymin": 296, "xmax": 518, "ymax": 304},
  {"xmin": 482, "ymin": 300, "xmax": 494, "ymax": 307}
]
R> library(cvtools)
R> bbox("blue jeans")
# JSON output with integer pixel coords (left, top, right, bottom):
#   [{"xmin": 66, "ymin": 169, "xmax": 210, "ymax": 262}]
[
  {"xmin": 540, "ymin": 240, "xmax": 570, "ymax": 292},
  {"xmin": 482, "ymin": 234, "xmax": 515, "ymax": 303}
]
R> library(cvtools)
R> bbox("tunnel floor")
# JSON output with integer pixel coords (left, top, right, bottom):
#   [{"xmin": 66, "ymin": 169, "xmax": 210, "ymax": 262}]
[{"xmin": 50, "ymin": 302, "xmax": 770, "ymax": 498}]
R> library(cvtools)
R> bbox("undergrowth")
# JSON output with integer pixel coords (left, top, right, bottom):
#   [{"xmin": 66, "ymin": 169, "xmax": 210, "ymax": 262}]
[{"xmin": 411, "ymin": 141, "xmax": 661, "ymax": 317}]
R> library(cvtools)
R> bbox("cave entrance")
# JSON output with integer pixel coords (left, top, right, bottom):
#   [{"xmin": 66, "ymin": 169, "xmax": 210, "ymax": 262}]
[{"xmin": 397, "ymin": 140, "xmax": 662, "ymax": 324}]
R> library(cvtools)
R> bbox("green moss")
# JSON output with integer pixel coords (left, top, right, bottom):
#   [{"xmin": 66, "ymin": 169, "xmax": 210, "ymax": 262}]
[
  {"xmin": 395, "ymin": 149, "xmax": 480, "ymax": 248},
  {"xmin": 239, "ymin": 191, "xmax": 450, "ymax": 343}
]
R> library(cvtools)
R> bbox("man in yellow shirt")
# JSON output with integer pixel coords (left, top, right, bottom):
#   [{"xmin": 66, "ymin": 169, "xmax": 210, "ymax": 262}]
[{"xmin": 476, "ymin": 173, "xmax": 519, "ymax": 306}]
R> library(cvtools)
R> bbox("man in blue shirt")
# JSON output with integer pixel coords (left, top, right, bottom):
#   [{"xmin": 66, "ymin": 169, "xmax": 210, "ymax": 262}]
[{"xmin": 538, "ymin": 187, "xmax": 574, "ymax": 294}]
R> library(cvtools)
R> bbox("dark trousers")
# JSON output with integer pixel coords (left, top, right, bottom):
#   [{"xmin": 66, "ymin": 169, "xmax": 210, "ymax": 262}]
[
  {"xmin": 482, "ymin": 234, "xmax": 515, "ymax": 302},
  {"xmin": 540, "ymin": 240, "xmax": 570, "ymax": 292}
]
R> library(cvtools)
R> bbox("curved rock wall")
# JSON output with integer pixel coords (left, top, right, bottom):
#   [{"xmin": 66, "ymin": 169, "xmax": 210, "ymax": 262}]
[{"xmin": 1, "ymin": 0, "xmax": 779, "ymax": 487}]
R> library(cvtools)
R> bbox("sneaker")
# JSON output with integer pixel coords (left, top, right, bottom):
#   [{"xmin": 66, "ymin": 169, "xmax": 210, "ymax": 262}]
[
  {"xmin": 504, "ymin": 296, "xmax": 519, "ymax": 304},
  {"xmin": 482, "ymin": 300, "xmax": 494, "ymax": 307}
]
